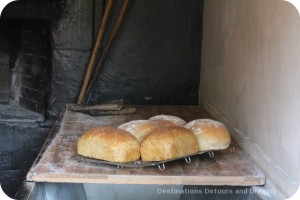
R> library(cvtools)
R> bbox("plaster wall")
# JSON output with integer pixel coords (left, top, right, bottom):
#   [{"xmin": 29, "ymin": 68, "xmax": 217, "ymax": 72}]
[{"xmin": 200, "ymin": 0, "xmax": 300, "ymax": 198}]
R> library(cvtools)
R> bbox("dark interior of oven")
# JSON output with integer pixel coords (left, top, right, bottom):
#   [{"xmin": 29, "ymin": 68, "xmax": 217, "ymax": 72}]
[
  {"xmin": 0, "ymin": 0, "xmax": 203, "ymax": 197},
  {"xmin": 1, "ymin": 0, "xmax": 299, "ymax": 199}
]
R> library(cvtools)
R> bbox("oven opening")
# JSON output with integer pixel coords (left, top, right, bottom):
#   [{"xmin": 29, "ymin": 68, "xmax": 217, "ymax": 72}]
[{"xmin": 0, "ymin": 19, "xmax": 51, "ymax": 120}]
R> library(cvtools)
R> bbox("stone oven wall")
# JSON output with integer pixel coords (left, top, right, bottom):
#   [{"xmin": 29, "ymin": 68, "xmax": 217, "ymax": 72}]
[
  {"xmin": 18, "ymin": 21, "xmax": 50, "ymax": 115},
  {"xmin": 3, "ymin": 0, "xmax": 203, "ymax": 118},
  {"xmin": 0, "ymin": 51, "xmax": 10, "ymax": 102},
  {"xmin": 0, "ymin": 0, "xmax": 204, "ymax": 198}
]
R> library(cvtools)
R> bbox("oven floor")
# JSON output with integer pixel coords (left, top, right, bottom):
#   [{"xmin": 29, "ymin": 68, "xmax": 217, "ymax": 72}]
[{"xmin": 0, "ymin": 101, "xmax": 44, "ymax": 122}]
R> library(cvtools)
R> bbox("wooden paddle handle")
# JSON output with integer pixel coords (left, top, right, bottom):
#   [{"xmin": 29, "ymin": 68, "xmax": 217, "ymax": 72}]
[{"xmin": 77, "ymin": 0, "xmax": 114, "ymax": 104}]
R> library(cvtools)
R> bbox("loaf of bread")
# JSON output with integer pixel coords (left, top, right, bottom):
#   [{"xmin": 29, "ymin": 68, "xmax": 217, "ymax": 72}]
[
  {"xmin": 149, "ymin": 114, "xmax": 187, "ymax": 127},
  {"xmin": 140, "ymin": 126, "xmax": 199, "ymax": 161},
  {"xmin": 184, "ymin": 119, "xmax": 231, "ymax": 151},
  {"xmin": 118, "ymin": 120, "xmax": 158, "ymax": 142},
  {"xmin": 77, "ymin": 127, "xmax": 140, "ymax": 162}
]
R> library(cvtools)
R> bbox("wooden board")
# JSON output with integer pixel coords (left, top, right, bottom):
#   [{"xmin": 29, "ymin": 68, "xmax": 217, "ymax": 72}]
[{"xmin": 26, "ymin": 105, "xmax": 265, "ymax": 186}]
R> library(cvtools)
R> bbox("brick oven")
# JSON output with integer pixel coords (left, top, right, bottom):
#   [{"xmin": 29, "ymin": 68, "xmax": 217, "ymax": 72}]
[
  {"xmin": 0, "ymin": 19, "xmax": 50, "ymax": 114},
  {"xmin": 1, "ymin": 0, "xmax": 300, "ymax": 200},
  {"xmin": 0, "ymin": 20, "xmax": 19, "ymax": 103},
  {"xmin": 1, "ymin": 0, "xmax": 202, "ymax": 197},
  {"xmin": 0, "ymin": 50, "xmax": 11, "ymax": 103}
]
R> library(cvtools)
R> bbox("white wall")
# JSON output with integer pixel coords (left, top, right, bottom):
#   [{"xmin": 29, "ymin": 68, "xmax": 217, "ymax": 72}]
[{"xmin": 200, "ymin": 0, "xmax": 300, "ymax": 199}]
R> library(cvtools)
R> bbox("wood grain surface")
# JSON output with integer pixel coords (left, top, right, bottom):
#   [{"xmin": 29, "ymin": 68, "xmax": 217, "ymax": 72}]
[{"xmin": 26, "ymin": 105, "xmax": 265, "ymax": 185}]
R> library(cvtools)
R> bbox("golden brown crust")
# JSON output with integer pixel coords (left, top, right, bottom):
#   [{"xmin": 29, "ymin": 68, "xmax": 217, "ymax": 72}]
[
  {"xmin": 77, "ymin": 127, "xmax": 140, "ymax": 162},
  {"xmin": 184, "ymin": 119, "xmax": 231, "ymax": 151},
  {"xmin": 140, "ymin": 126, "xmax": 199, "ymax": 161}
]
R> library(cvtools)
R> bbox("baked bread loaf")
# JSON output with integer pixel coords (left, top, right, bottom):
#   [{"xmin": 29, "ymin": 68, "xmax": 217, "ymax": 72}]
[
  {"xmin": 118, "ymin": 120, "xmax": 158, "ymax": 142},
  {"xmin": 184, "ymin": 119, "xmax": 231, "ymax": 151},
  {"xmin": 149, "ymin": 114, "xmax": 187, "ymax": 127},
  {"xmin": 140, "ymin": 126, "xmax": 199, "ymax": 161},
  {"xmin": 77, "ymin": 127, "xmax": 140, "ymax": 162}
]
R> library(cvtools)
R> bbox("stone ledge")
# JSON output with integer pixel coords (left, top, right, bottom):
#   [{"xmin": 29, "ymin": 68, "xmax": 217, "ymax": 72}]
[{"xmin": 0, "ymin": 102, "xmax": 44, "ymax": 122}]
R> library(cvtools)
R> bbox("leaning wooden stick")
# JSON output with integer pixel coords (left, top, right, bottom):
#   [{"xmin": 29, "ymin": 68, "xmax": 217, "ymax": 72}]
[
  {"xmin": 84, "ymin": 0, "xmax": 130, "ymax": 103},
  {"xmin": 77, "ymin": 0, "xmax": 114, "ymax": 104}
]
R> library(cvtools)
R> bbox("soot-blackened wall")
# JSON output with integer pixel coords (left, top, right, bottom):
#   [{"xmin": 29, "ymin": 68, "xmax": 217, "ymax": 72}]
[
  {"xmin": 88, "ymin": 0, "xmax": 204, "ymax": 105},
  {"xmin": 18, "ymin": 21, "xmax": 51, "ymax": 115},
  {"xmin": 0, "ymin": 0, "xmax": 204, "ymax": 198},
  {"xmin": 3, "ymin": 0, "xmax": 203, "ymax": 116},
  {"xmin": 45, "ymin": 0, "xmax": 204, "ymax": 116}
]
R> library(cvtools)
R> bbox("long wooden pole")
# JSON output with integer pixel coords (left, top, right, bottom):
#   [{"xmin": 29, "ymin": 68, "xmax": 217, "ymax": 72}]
[
  {"xmin": 84, "ymin": 0, "xmax": 130, "ymax": 103},
  {"xmin": 77, "ymin": 0, "xmax": 114, "ymax": 104}
]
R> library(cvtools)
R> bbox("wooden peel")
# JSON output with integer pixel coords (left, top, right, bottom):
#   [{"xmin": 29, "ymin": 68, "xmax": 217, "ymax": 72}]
[
  {"xmin": 77, "ymin": 0, "xmax": 114, "ymax": 104},
  {"xmin": 69, "ymin": 99, "xmax": 136, "ymax": 116},
  {"xmin": 70, "ymin": 99, "xmax": 124, "ymax": 112},
  {"xmin": 89, "ymin": 106, "xmax": 137, "ymax": 116},
  {"xmin": 84, "ymin": 0, "xmax": 130, "ymax": 103}
]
